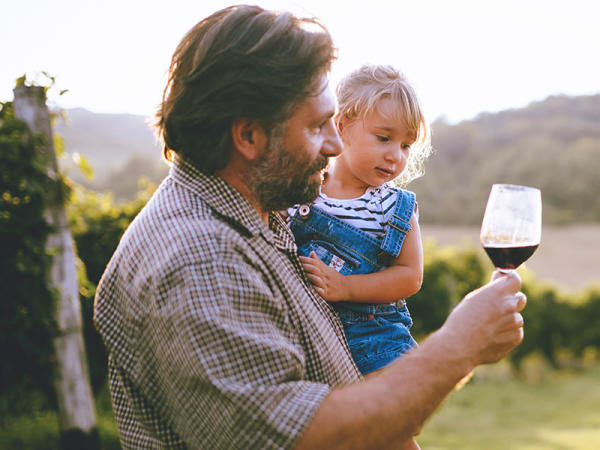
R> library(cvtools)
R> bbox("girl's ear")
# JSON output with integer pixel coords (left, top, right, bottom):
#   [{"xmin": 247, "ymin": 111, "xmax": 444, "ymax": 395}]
[
  {"xmin": 231, "ymin": 119, "xmax": 267, "ymax": 161},
  {"xmin": 337, "ymin": 115, "xmax": 353, "ymax": 141},
  {"xmin": 336, "ymin": 115, "xmax": 345, "ymax": 135}
]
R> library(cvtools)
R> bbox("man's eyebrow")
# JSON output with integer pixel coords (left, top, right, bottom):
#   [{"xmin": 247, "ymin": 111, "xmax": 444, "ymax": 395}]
[{"xmin": 312, "ymin": 108, "xmax": 335, "ymax": 124}]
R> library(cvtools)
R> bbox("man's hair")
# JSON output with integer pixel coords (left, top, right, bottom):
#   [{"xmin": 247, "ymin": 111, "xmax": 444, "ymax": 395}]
[
  {"xmin": 155, "ymin": 5, "xmax": 335, "ymax": 172},
  {"xmin": 336, "ymin": 64, "xmax": 432, "ymax": 186}
]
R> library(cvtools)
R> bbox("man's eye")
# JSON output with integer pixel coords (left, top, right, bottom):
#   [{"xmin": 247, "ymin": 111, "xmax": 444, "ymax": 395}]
[{"xmin": 316, "ymin": 120, "xmax": 328, "ymax": 132}]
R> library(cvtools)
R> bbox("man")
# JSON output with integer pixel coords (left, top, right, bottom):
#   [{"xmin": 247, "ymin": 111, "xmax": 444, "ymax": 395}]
[{"xmin": 94, "ymin": 5, "xmax": 526, "ymax": 449}]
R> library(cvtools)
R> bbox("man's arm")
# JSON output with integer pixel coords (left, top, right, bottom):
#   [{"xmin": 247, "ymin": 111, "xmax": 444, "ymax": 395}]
[
  {"xmin": 144, "ymin": 259, "xmax": 332, "ymax": 449},
  {"xmin": 295, "ymin": 271, "xmax": 526, "ymax": 449}
]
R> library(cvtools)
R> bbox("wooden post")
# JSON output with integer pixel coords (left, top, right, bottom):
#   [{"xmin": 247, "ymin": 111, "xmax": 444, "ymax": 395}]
[{"xmin": 13, "ymin": 85, "xmax": 100, "ymax": 450}]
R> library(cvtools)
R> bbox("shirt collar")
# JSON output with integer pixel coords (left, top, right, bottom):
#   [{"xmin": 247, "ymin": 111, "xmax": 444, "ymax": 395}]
[{"xmin": 169, "ymin": 156, "xmax": 297, "ymax": 252}]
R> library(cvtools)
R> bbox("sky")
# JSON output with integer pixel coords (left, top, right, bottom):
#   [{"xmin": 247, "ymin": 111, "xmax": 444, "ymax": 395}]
[{"xmin": 2, "ymin": 0, "xmax": 599, "ymax": 124}]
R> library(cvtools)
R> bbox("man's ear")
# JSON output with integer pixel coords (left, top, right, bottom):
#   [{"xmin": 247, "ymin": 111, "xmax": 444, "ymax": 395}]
[{"xmin": 231, "ymin": 119, "xmax": 267, "ymax": 161}]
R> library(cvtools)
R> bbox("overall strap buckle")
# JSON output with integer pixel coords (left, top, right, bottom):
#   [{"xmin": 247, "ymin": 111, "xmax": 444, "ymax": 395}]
[{"xmin": 378, "ymin": 189, "xmax": 416, "ymax": 264}]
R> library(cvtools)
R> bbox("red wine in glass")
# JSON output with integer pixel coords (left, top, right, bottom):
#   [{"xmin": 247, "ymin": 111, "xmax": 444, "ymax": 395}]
[
  {"xmin": 480, "ymin": 184, "xmax": 542, "ymax": 273},
  {"xmin": 483, "ymin": 244, "xmax": 539, "ymax": 271}
]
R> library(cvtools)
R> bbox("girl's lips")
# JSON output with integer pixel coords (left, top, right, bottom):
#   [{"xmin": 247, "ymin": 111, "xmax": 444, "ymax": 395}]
[{"xmin": 375, "ymin": 167, "xmax": 393, "ymax": 178}]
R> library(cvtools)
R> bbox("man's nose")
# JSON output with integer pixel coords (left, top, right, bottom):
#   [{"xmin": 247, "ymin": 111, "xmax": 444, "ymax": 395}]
[{"xmin": 321, "ymin": 119, "xmax": 342, "ymax": 157}]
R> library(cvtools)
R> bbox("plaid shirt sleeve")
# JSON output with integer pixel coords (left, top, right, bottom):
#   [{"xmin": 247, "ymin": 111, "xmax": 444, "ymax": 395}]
[{"xmin": 127, "ymin": 245, "xmax": 329, "ymax": 448}]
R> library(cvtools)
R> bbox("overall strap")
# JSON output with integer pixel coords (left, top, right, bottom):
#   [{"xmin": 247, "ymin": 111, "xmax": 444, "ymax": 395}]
[{"xmin": 377, "ymin": 189, "xmax": 416, "ymax": 265}]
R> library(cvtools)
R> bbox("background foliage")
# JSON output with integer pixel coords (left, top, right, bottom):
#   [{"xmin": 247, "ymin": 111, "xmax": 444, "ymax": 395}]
[
  {"xmin": 0, "ymin": 101, "xmax": 57, "ymax": 418},
  {"xmin": 68, "ymin": 186, "xmax": 151, "ymax": 393},
  {"xmin": 410, "ymin": 242, "xmax": 600, "ymax": 370}
]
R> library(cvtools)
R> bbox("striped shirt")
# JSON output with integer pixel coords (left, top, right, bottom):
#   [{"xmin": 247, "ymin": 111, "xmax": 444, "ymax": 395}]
[{"xmin": 290, "ymin": 183, "xmax": 400, "ymax": 239}]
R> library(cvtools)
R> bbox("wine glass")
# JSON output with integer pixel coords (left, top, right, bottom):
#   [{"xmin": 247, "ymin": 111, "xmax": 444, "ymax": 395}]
[{"xmin": 480, "ymin": 184, "xmax": 542, "ymax": 273}]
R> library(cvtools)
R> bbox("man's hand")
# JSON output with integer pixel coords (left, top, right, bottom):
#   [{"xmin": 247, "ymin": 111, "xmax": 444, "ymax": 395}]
[
  {"xmin": 295, "ymin": 270, "xmax": 528, "ymax": 450},
  {"xmin": 441, "ymin": 270, "xmax": 526, "ymax": 367},
  {"xmin": 299, "ymin": 251, "xmax": 347, "ymax": 301}
]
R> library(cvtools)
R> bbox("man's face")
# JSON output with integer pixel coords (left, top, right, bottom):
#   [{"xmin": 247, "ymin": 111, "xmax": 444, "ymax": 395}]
[{"xmin": 249, "ymin": 75, "xmax": 342, "ymax": 211}]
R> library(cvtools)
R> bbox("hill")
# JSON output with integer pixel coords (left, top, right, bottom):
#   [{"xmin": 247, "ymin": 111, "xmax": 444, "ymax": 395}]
[
  {"xmin": 410, "ymin": 94, "xmax": 600, "ymax": 225},
  {"xmin": 54, "ymin": 108, "xmax": 168, "ymax": 199},
  {"xmin": 54, "ymin": 95, "xmax": 600, "ymax": 221}
]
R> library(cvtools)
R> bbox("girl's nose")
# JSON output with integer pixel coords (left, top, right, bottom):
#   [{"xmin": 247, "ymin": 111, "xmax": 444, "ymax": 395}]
[{"xmin": 385, "ymin": 145, "xmax": 404, "ymax": 162}]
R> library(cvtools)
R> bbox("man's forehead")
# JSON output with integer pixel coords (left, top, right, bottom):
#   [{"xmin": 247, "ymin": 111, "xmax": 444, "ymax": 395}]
[{"xmin": 299, "ymin": 76, "xmax": 336, "ymax": 116}]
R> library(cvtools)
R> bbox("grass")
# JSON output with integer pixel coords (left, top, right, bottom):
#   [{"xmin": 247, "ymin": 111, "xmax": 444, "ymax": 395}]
[
  {"xmin": 0, "ymin": 385, "xmax": 120, "ymax": 450},
  {"xmin": 2, "ymin": 363, "xmax": 599, "ymax": 449},
  {"xmin": 418, "ymin": 362, "xmax": 600, "ymax": 449}
]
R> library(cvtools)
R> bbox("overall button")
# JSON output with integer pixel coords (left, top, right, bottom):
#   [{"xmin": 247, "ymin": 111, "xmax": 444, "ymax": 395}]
[{"xmin": 298, "ymin": 205, "xmax": 310, "ymax": 218}]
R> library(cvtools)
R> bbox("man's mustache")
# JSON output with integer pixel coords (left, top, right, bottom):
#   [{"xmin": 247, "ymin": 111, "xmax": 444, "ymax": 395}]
[{"xmin": 308, "ymin": 155, "xmax": 329, "ymax": 174}]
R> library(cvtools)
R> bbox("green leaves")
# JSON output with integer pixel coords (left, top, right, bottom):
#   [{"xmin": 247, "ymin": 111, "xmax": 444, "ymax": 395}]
[
  {"xmin": 0, "ymin": 100, "xmax": 57, "ymax": 417},
  {"xmin": 71, "ymin": 152, "xmax": 94, "ymax": 180},
  {"xmin": 15, "ymin": 74, "xmax": 27, "ymax": 87}
]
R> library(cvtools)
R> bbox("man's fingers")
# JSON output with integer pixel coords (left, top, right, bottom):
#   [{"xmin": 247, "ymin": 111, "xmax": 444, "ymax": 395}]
[
  {"xmin": 491, "ymin": 270, "xmax": 505, "ymax": 282},
  {"xmin": 495, "ymin": 292, "xmax": 527, "ymax": 317},
  {"xmin": 514, "ymin": 292, "xmax": 527, "ymax": 312},
  {"xmin": 495, "ymin": 326, "xmax": 524, "ymax": 348},
  {"xmin": 496, "ymin": 312, "xmax": 524, "ymax": 332},
  {"xmin": 490, "ymin": 270, "xmax": 522, "ymax": 293}
]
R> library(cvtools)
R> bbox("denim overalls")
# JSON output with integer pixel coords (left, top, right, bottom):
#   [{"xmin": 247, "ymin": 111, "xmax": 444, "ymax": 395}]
[{"xmin": 289, "ymin": 189, "xmax": 418, "ymax": 374}]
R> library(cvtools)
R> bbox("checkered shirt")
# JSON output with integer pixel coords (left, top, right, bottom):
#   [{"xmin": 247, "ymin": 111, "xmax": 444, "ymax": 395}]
[{"xmin": 94, "ymin": 157, "xmax": 361, "ymax": 449}]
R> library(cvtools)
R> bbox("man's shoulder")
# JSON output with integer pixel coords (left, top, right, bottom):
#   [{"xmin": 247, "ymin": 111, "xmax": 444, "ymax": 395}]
[
  {"xmin": 141, "ymin": 177, "xmax": 232, "ymax": 229},
  {"xmin": 117, "ymin": 177, "xmax": 251, "ymax": 266}
]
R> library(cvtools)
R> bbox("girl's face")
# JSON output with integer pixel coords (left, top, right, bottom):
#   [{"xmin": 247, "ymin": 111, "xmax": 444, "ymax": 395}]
[{"xmin": 335, "ymin": 98, "xmax": 414, "ymax": 191}]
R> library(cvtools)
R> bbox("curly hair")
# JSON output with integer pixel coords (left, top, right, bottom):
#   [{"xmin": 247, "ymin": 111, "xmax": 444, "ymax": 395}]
[
  {"xmin": 155, "ymin": 5, "xmax": 336, "ymax": 173},
  {"xmin": 335, "ymin": 64, "xmax": 432, "ymax": 186}
]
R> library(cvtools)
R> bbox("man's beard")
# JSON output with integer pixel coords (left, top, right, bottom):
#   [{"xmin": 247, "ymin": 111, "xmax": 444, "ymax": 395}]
[{"xmin": 247, "ymin": 126, "xmax": 329, "ymax": 211}]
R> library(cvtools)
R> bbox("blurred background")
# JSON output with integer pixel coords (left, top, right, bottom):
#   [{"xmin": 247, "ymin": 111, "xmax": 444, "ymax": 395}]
[{"xmin": 1, "ymin": 0, "xmax": 599, "ymax": 448}]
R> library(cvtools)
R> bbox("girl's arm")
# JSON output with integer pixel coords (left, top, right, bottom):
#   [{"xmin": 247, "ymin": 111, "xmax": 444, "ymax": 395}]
[{"xmin": 300, "ymin": 207, "xmax": 423, "ymax": 303}]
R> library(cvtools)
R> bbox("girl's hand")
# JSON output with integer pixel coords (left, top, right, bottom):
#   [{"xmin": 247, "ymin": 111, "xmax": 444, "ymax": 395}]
[{"xmin": 299, "ymin": 251, "xmax": 347, "ymax": 301}]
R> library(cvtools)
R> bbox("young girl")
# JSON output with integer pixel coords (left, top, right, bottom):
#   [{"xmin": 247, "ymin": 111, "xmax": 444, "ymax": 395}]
[
  {"xmin": 289, "ymin": 64, "xmax": 431, "ymax": 375},
  {"xmin": 289, "ymin": 65, "xmax": 430, "ymax": 449}
]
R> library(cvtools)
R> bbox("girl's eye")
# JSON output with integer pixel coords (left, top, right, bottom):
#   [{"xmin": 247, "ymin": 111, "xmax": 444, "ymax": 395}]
[
  {"xmin": 377, "ymin": 135, "xmax": 389, "ymax": 142},
  {"xmin": 402, "ymin": 144, "xmax": 412, "ymax": 151}
]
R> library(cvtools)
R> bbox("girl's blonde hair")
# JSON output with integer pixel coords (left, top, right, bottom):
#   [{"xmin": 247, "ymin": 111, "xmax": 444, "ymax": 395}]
[{"xmin": 335, "ymin": 64, "xmax": 432, "ymax": 186}]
